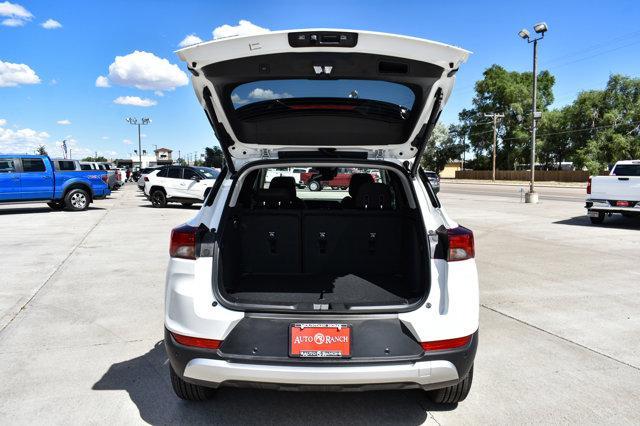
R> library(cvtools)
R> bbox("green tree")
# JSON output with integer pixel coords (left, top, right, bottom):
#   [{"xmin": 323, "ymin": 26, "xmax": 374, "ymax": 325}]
[
  {"xmin": 204, "ymin": 146, "xmax": 224, "ymax": 168},
  {"xmin": 568, "ymin": 75, "xmax": 640, "ymax": 173},
  {"xmin": 82, "ymin": 156, "xmax": 108, "ymax": 162},
  {"xmin": 459, "ymin": 64, "xmax": 555, "ymax": 169},
  {"xmin": 420, "ymin": 123, "xmax": 464, "ymax": 172},
  {"xmin": 36, "ymin": 145, "xmax": 47, "ymax": 155}
]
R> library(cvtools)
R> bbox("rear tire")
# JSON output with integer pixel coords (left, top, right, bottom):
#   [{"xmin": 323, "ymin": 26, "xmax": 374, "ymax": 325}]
[
  {"xmin": 589, "ymin": 212, "xmax": 605, "ymax": 224},
  {"xmin": 308, "ymin": 180, "xmax": 322, "ymax": 192},
  {"xmin": 64, "ymin": 189, "xmax": 89, "ymax": 211},
  {"xmin": 170, "ymin": 366, "xmax": 215, "ymax": 401},
  {"xmin": 150, "ymin": 189, "xmax": 167, "ymax": 208},
  {"xmin": 47, "ymin": 201, "xmax": 65, "ymax": 211},
  {"xmin": 427, "ymin": 365, "xmax": 473, "ymax": 404}
]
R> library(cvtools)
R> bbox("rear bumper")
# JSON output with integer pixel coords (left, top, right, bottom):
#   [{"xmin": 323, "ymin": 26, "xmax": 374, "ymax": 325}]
[
  {"xmin": 586, "ymin": 201, "xmax": 640, "ymax": 214},
  {"xmin": 93, "ymin": 187, "xmax": 110, "ymax": 198},
  {"xmin": 165, "ymin": 327, "xmax": 477, "ymax": 391},
  {"xmin": 184, "ymin": 358, "xmax": 458, "ymax": 390}
]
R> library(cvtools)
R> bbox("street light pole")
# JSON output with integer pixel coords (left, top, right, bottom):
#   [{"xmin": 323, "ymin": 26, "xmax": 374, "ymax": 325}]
[
  {"xmin": 126, "ymin": 117, "xmax": 151, "ymax": 170},
  {"xmin": 519, "ymin": 22, "xmax": 547, "ymax": 204}
]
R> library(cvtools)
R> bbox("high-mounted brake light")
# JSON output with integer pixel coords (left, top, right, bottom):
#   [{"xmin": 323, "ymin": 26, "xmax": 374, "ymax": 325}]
[
  {"xmin": 447, "ymin": 226, "xmax": 474, "ymax": 262},
  {"xmin": 170, "ymin": 224, "xmax": 198, "ymax": 259},
  {"xmin": 421, "ymin": 335, "xmax": 472, "ymax": 351},
  {"xmin": 171, "ymin": 332, "xmax": 222, "ymax": 349},
  {"xmin": 587, "ymin": 176, "xmax": 592, "ymax": 195}
]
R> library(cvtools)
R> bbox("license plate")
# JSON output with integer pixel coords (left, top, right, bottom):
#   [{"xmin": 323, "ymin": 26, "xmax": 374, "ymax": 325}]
[
  {"xmin": 588, "ymin": 210, "xmax": 600, "ymax": 217},
  {"xmin": 289, "ymin": 323, "xmax": 351, "ymax": 358},
  {"xmin": 616, "ymin": 200, "xmax": 630, "ymax": 207}
]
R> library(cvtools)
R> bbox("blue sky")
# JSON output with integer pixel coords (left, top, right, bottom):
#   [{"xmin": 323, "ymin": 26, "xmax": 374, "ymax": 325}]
[{"xmin": 1, "ymin": 0, "xmax": 639, "ymax": 160}]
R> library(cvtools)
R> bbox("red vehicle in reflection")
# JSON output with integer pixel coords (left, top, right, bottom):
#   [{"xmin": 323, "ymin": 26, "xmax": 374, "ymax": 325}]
[{"xmin": 300, "ymin": 168, "xmax": 379, "ymax": 191}]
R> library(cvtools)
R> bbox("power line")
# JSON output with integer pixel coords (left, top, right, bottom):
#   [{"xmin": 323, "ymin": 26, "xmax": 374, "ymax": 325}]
[{"xmin": 500, "ymin": 120, "xmax": 640, "ymax": 142}]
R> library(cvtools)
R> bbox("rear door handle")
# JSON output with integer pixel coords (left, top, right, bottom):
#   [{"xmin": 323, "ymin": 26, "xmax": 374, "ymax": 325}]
[{"xmin": 618, "ymin": 177, "xmax": 629, "ymax": 181}]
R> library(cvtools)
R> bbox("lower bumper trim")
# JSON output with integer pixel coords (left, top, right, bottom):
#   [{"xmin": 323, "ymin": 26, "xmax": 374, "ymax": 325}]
[{"xmin": 183, "ymin": 358, "xmax": 459, "ymax": 387}]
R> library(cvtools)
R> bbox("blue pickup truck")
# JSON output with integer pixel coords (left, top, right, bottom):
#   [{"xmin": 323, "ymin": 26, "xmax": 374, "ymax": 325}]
[{"xmin": 0, "ymin": 155, "xmax": 110, "ymax": 211}]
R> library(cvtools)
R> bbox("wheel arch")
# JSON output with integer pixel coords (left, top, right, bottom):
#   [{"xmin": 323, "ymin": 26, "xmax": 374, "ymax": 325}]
[{"xmin": 63, "ymin": 181, "xmax": 94, "ymax": 202}]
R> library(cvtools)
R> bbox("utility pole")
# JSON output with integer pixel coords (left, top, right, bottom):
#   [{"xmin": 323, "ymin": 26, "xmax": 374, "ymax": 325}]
[{"xmin": 484, "ymin": 113, "xmax": 504, "ymax": 181}]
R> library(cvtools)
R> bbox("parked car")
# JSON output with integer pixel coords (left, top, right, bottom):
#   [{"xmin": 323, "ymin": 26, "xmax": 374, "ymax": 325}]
[
  {"xmin": 586, "ymin": 160, "xmax": 640, "ymax": 224},
  {"xmin": 144, "ymin": 165, "xmax": 219, "ymax": 207},
  {"xmin": 0, "ymin": 155, "xmax": 110, "ymax": 210},
  {"xmin": 424, "ymin": 170, "xmax": 441, "ymax": 193},
  {"xmin": 264, "ymin": 167, "xmax": 309, "ymax": 187},
  {"xmin": 80, "ymin": 162, "xmax": 118, "ymax": 191},
  {"xmin": 164, "ymin": 29, "xmax": 477, "ymax": 403},
  {"xmin": 137, "ymin": 167, "xmax": 161, "ymax": 190}
]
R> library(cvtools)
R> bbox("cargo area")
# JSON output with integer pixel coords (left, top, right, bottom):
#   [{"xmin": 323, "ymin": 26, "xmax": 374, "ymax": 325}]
[{"xmin": 215, "ymin": 167, "xmax": 429, "ymax": 311}]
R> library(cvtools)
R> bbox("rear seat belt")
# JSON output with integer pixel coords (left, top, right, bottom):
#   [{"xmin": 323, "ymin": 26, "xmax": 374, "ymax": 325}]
[
  {"xmin": 318, "ymin": 232, "xmax": 327, "ymax": 254},
  {"xmin": 267, "ymin": 231, "xmax": 277, "ymax": 254},
  {"xmin": 368, "ymin": 232, "xmax": 377, "ymax": 254}
]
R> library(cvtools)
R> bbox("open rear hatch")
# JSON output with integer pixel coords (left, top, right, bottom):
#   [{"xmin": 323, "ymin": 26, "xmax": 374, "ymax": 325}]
[{"xmin": 177, "ymin": 29, "xmax": 470, "ymax": 172}]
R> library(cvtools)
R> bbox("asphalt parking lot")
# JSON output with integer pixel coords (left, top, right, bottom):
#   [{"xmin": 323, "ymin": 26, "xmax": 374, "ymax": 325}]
[{"xmin": 1, "ymin": 182, "xmax": 639, "ymax": 425}]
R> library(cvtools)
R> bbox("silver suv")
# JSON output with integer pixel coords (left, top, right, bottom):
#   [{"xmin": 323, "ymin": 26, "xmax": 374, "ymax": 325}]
[{"xmin": 164, "ymin": 29, "xmax": 479, "ymax": 403}]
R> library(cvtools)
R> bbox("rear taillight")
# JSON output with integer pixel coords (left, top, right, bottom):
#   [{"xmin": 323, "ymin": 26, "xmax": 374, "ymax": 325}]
[
  {"xmin": 170, "ymin": 224, "xmax": 198, "ymax": 259},
  {"xmin": 587, "ymin": 176, "xmax": 592, "ymax": 194},
  {"xmin": 115, "ymin": 171, "xmax": 121, "ymax": 180},
  {"xmin": 144, "ymin": 176, "xmax": 149, "ymax": 182},
  {"xmin": 447, "ymin": 226, "xmax": 474, "ymax": 262},
  {"xmin": 171, "ymin": 332, "xmax": 222, "ymax": 349},
  {"xmin": 101, "ymin": 174, "xmax": 108, "ymax": 183},
  {"xmin": 421, "ymin": 335, "xmax": 472, "ymax": 351}
]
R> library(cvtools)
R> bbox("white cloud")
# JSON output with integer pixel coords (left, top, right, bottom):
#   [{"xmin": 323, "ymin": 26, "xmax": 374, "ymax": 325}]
[
  {"xmin": 231, "ymin": 93, "xmax": 248, "ymax": 106},
  {"xmin": 57, "ymin": 119, "xmax": 71, "ymax": 125},
  {"xmin": 100, "ymin": 51, "xmax": 188, "ymax": 92},
  {"xmin": 212, "ymin": 20, "xmax": 269, "ymax": 40},
  {"xmin": 248, "ymin": 88, "xmax": 292, "ymax": 100},
  {"xmin": 95, "ymin": 75, "xmax": 110, "ymax": 88},
  {"xmin": 101, "ymin": 136, "xmax": 109, "ymax": 140},
  {"xmin": 113, "ymin": 96, "xmax": 157, "ymax": 107},
  {"xmin": 154, "ymin": 90, "xmax": 164, "ymax": 97},
  {"xmin": 0, "ymin": 1, "xmax": 33, "ymax": 27},
  {"xmin": 0, "ymin": 120, "xmax": 50, "ymax": 153},
  {"xmin": 41, "ymin": 18, "xmax": 61, "ymax": 29},
  {"xmin": 123, "ymin": 139, "xmax": 132, "ymax": 145},
  {"xmin": 0, "ymin": 60, "xmax": 41, "ymax": 87},
  {"xmin": 178, "ymin": 34, "xmax": 203, "ymax": 47}
]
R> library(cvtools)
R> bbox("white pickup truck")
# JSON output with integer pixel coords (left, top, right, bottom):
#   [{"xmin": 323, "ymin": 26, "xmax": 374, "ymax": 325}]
[{"xmin": 586, "ymin": 160, "xmax": 640, "ymax": 224}]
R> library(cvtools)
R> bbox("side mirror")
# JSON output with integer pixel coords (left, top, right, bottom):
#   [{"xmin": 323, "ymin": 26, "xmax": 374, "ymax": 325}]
[{"xmin": 192, "ymin": 176, "xmax": 200, "ymax": 181}]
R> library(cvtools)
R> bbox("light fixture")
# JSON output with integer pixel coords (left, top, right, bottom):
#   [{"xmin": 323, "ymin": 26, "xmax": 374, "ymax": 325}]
[
  {"xmin": 518, "ymin": 29, "xmax": 530, "ymax": 39},
  {"xmin": 533, "ymin": 22, "xmax": 548, "ymax": 34}
]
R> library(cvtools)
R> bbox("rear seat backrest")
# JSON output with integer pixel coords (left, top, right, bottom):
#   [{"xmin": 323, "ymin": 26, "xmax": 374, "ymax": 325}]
[{"xmin": 355, "ymin": 182, "xmax": 393, "ymax": 210}]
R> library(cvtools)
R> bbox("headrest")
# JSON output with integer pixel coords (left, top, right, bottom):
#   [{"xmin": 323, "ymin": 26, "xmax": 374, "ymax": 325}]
[
  {"xmin": 348, "ymin": 173, "xmax": 374, "ymax": 197},
  {"xmin": 269, "ymin": 176, "xmax": 297, "ymax": 199},
  {"xmin": 354, "ymin": 182, "xmax": 393, "ymax": 210},
  {"xmin": 252, "ymin": 188, "xmax": 292, "ymax": 208}
]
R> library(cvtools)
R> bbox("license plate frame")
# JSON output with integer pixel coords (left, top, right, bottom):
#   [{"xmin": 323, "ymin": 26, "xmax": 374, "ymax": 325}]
[
  {"xmin": 289, "ymin": 323, "xmax": 352, "ymax": 358},
  {"xmin": 588, "ymin": 210, "xmax": 601, "ymax": 217}
]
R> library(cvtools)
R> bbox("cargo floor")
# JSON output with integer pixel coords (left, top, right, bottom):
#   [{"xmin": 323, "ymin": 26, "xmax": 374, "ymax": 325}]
[{"xmin": 225, "ymin": 273, "xmax": 418, "ymax": 306}]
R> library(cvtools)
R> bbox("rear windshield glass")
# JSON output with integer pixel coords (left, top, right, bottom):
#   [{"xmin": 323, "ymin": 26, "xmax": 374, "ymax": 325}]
[
  {"xmin": 612, "ymin": 164, "xmax": 640, "ymax": 176},
  {"xmin": 231, "ymin": 79, "xmax": 415, "ymax": 110}
]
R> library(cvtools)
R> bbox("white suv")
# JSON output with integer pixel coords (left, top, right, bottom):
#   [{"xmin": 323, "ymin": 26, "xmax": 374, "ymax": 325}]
[
  {"xmin": 144, "ymin": 165, "xmax": 219, "ymax": 207},
  {"xmin": 164, "ymin": 29, "xmax": 478, "ymax": 403}
]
